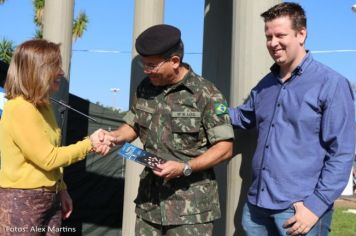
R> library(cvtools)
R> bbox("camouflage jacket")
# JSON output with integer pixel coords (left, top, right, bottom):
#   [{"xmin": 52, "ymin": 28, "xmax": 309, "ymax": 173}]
[{"xmin": 123, "ymin": 65, "xmax": 234, "ymax": 225}]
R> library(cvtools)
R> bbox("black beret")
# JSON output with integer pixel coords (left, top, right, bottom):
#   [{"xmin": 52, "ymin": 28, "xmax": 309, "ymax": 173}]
[{"xmin": 135, "ymin": 24, "xmax": 181, "ymax": 56}]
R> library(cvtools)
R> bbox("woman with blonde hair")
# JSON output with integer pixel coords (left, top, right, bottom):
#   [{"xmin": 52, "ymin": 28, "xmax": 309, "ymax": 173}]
[{"xmin": 0, "ymin": 39, "xmax": 113, "ymax": 235}]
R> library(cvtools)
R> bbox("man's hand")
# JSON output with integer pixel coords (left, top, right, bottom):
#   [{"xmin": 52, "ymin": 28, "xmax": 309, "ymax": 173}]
[
  {"xmin": 89, "ymin": 129, "xmax": 117, "ymax": 155},
  {"xmin": 153, "ymin": 161, "xmax": 184, "ymax": 180},
  {"xmin": 283, "ymin": 201, "xmax": 319, "ymax": 235}
]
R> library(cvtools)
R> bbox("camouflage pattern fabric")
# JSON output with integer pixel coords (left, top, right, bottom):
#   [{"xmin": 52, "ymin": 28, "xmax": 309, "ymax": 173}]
[
  {"xmin": 124, "ymin": 64, "xmax": 234, "ymax": 226},
  {"xmin": 135, "ymin": 216, "xmax": 213, "ymax": 236},
  {"xmin": 0, "ymin": 188, "xmax": 61, "ymax": 236}
]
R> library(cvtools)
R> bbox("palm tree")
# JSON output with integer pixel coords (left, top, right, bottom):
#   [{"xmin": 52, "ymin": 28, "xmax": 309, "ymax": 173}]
[
  {"xmin": 72, "ymin": 11, "xmax": 89, "ymax": 42},
  {"xmin": 33, "ymin": 0, "xmax": 44, "ymax": 30},
  {"xmin": 33, "ymin": 0, "xmax": 89, "ymax": 42},
  {"xmin": 0, "ymin": 39, "xmax": 14, "ymax": 64},
  {"xmin": 34, "ymin": 29, "xmax": 43, "ymax": 39},
  {"xmin": 0, "ymin": 0, "xmax": 88, "ymax": 62}
]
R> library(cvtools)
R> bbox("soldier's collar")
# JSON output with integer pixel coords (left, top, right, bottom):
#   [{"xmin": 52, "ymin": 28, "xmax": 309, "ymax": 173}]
[{"xmin": 164, "ymin": 64, "xmax": 195, "ymax": 95}]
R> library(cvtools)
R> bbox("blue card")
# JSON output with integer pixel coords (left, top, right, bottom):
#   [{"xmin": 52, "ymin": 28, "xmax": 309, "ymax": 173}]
[{"xmin": 118, "ymin": 143, "xmax": 166, "ymax": 170}]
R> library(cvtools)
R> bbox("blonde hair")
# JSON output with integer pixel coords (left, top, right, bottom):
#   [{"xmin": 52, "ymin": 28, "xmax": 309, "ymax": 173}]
[{"xmin": 5, "ymin": 39, "xmax": 62, "ymax": 106}]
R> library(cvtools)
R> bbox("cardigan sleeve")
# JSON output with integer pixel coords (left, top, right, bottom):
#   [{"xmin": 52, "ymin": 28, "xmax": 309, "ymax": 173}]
[{"xmin": 9, "ymin": 102, "xmax": 92, "ymax": 171}]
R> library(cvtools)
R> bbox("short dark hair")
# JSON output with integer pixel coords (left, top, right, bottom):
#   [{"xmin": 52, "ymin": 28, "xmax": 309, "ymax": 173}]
[{"xmin": 261, "ymin": 2, "xmax": 307, "ymax": 31}]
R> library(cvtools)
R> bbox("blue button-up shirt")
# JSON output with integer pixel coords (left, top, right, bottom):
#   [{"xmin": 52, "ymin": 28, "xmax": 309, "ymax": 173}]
[{"xmin": 229, "ymin": 52, "xmax": 355, "ymax": 217}]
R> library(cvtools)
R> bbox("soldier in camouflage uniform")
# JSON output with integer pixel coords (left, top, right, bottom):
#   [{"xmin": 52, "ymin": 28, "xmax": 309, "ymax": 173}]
[{"xmin": 108, "ymin": 24, "xmax": 234, "ymax": 235}]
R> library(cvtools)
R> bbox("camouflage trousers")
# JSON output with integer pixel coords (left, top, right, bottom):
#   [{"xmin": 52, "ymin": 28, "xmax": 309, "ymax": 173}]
[
  {"xmin": 135, "ymin": 216, "xmax": 213, "ymax": 236},
  {"xmin": 0, "ymin": 188, "xmax": 61, "ymax": 236}
]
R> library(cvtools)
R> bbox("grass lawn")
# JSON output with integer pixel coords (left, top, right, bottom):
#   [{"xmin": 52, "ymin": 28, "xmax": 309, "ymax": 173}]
[{"xmin": 330, "ymin": 207, "xmax": 356, "ymax": 236}]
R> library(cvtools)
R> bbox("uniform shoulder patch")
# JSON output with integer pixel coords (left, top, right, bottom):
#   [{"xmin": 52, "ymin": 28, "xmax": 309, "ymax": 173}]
[{"xmin": 214, "ymin": 102, "xmax": 228, "ymax": 115}]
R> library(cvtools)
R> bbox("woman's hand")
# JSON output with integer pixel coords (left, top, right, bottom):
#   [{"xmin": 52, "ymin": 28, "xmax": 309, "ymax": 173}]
[
  {"xmin": 60, "ymin": 190, "xmax": 73, "ymax": 220},
  {"xmin": 89, "ymin": 129, "xmax": 117, "ymax": 155}
]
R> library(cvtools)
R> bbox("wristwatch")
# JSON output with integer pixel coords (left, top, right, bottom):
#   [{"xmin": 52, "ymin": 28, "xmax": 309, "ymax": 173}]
[{"xmin": 183, "ymin": 162, "xmax": 192, "ymax": 176}]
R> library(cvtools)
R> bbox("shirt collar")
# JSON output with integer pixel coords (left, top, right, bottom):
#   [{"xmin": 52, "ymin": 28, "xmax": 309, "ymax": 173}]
[
  {"xmin": 270, "ymin": 50, "xmax": 313, "ymax": 78},
  {"xmin": 164, "ymin": 63, "xmax": 196, "ymax": 95}
]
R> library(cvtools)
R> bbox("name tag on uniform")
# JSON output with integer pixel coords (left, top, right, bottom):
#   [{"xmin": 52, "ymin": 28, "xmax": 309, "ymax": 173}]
[
  {"xmin": 171, "ymin": 111, "xmax": 201, "ymax": 118},
  {"xmin": 136, "ymin": 104, "xmax": 155, "ymax": 113}
]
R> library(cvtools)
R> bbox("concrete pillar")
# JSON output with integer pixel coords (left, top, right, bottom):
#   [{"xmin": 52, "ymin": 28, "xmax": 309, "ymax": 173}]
[
  {"xmin": 202, "ymin": 2, "xmax": 233, "ymax": 235},
  {"xmin": 202, "ymin": 0, "xmax": 280, "ymax": 235},
  {"xmin": 122, "ymin": 1, "xmax": 164, "ymax": 235},
  {"xmin": 42, "ymin": 0, "xmax": 74, "ymax": 144},
  {"xmin": 228, "ymin": 1, "xmax": 280, "ymax": 235},
  {"xmin": 43, "ymin": 0, "xmax": 74, "ymax": 79}
]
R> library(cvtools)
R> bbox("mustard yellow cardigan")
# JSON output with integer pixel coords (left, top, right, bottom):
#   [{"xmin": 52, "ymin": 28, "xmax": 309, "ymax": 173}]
[{"xmin": 0, "ymin": 96, "xmax": 92, "ymax": 190}]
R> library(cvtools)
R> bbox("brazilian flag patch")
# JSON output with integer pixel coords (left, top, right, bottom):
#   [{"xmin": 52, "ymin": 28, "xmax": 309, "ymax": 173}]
[{"xmin": 214, "ymin": 102, "xmax": 228, "ymax": 115}]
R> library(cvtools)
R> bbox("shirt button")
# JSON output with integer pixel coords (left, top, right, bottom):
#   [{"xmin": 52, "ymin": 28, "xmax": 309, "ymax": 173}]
[
  {"xmin": 265, "ymin": 145, "xmax": 269, "ymax": 149},
  {"xmin": 261, "ymin": 188, "xmax": 265, "ymax": 191},
  {"xmin": 277, "ymin": 103, "xmax": 281, "ymax": 107},
  {"xmin": 271, "ymin": 124, "xmax": 275, "ymax": 127},
  {"xmin": 262, "ymin": 167, "xmax": 266, "ymax": 170}
]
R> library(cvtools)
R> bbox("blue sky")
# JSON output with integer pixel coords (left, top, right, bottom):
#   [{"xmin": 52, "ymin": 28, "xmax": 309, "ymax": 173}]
[{"xmin": 1, "ymin": 0, "xmax": 355, "ymax": 111}]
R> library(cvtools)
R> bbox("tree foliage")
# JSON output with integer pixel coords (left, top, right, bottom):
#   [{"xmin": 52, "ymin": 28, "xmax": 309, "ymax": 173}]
[
  {"xmin": 0, "ymin": 38, "xmax": 14, "ymax": 64},
  {"xmin": 32, "ymin": 0, "xmax": 89, "ymax": 42},
  {"xmin": 73, "ymin": 11, "xmax": 89, "ymax": 42},
  {"xmin": 0, "ymin": 0, "xmax": 89, "ymax": 63},
  {"xmin": 33, "ymin": 0, "xmax": 44, "ymax": 29}
]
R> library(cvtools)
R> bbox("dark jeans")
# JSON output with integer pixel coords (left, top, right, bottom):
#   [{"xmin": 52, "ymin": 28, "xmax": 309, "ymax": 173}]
[
  {"xmin": 242, "ymin": 202, "xmax": 333, "ymax": 236},
  {"xmin": 0, "ymin": 188, "xmax": 61, "ymax": 236}
]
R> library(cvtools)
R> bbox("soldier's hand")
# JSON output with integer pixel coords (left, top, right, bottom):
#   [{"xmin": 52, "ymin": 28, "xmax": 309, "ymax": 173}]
[{"xmin": 153, "ymin": 161, "xmax": 184, "ymax": 180}]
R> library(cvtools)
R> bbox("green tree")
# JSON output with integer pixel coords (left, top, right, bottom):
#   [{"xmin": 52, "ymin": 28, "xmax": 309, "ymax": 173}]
[
  {"xmin": 72, "ymin": 11, "xmax": 89, "ymax": 42},
  {"xmin": 32, "ymin": 0, "xmax": 89, "ymax": 42},
  {"xmin": 33, "ymin": 0, "xmax": 44, "ymax": 28},
  {"xmin": 0, "ymin": 0, "xmax": 89, "ymax": 61},
  {"xmin": 0, "ymin": 39, "xmax": 14, "ymax": 64}
]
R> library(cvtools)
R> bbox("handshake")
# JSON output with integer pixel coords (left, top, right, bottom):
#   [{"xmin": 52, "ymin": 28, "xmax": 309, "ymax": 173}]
[{"xmin": 88, "ymin": 129, "xmax": 118, "ymax": 155}]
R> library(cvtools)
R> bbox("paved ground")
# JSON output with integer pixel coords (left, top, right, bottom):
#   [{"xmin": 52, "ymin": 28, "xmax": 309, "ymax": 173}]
[{"xmin": 335, "ymin": 195, "xmax": 356, "ymax": 208}]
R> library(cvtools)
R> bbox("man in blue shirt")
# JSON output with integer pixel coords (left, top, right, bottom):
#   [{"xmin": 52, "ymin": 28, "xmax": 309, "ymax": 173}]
[{"xmin": 229, "ymin": 2, "xmax": 355, "ymax": 236}]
